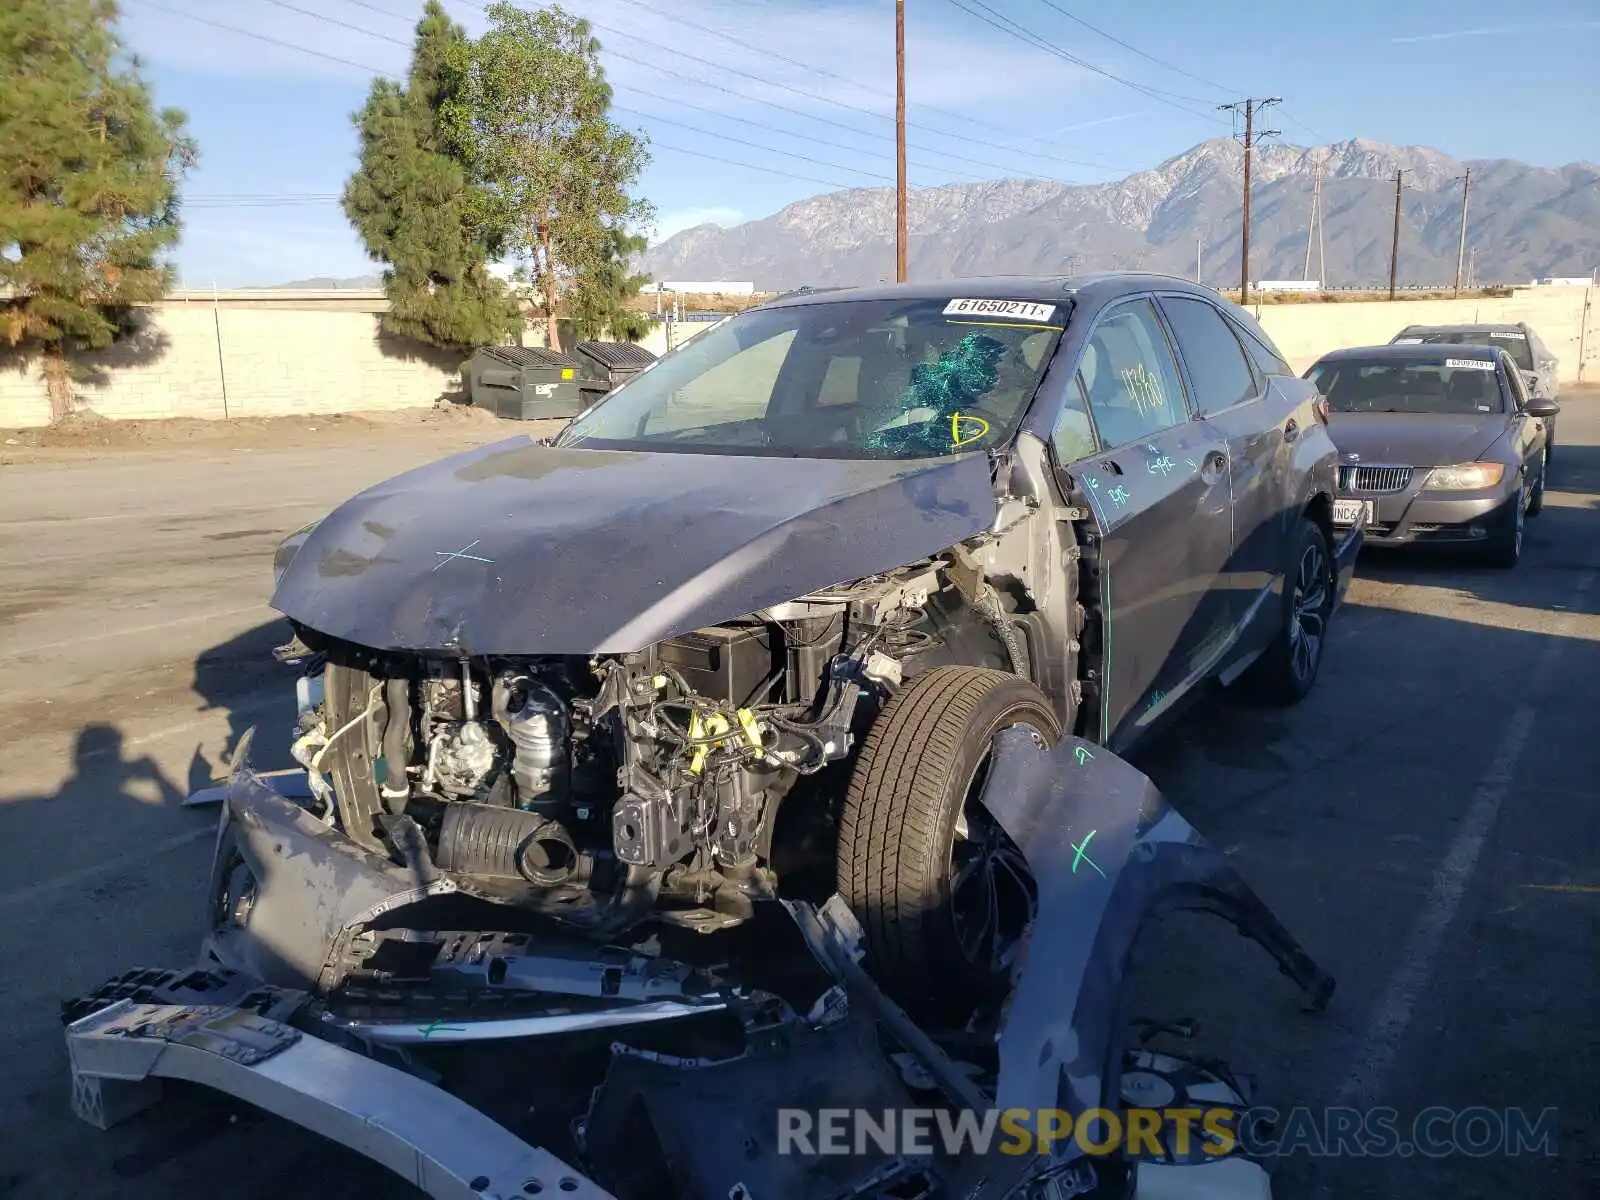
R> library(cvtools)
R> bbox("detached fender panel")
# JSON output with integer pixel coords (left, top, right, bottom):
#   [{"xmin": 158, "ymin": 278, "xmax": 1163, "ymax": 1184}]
[{"xmin": 978, "ymin": 729, "xmax": 1334, "ymax": 1162}]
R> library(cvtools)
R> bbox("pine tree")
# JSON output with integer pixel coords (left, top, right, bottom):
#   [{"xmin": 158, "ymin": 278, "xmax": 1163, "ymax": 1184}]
[
  {"xmin": 567, "ymin": 227, "xmax": 656, "ymax": 342},
  {"xmin": 443, "ymin": 3, "xmax": 652, "ymax": 352},
  {"xmin": 0, "ymin": 0, "xmax": 196, "ymax": 421},
  {"xmin": 342, "ymin": 0, "xmax": 521, "ymax": 352}
]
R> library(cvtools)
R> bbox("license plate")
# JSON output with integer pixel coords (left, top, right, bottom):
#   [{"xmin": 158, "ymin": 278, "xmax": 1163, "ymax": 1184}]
[{"xmin": 1333, "ymin": 499, "xmax": 1372, "ymax": 526}]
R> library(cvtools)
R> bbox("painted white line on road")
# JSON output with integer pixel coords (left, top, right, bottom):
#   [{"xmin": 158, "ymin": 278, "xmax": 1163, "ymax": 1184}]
[
  {"xmin": 0, "ymin": 604, "xmax": 274, "ymax": 662},
  {"xmin": 1336, "ymin": 569, "xmax": 1595, "ymax": 1107},
  {"xmin": 0, "ymin": 825, "xmax": 214, "ymax": 911},
  {"xmin": 0, "ymin": 498, "xmax": 326, "ymax": 528}
]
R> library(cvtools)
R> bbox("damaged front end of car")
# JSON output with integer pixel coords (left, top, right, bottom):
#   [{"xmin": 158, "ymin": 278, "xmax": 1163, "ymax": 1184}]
[
  {"xmin": 66, "ymin": 731, "xmax": 1333, "ymax": 1200},
  {"xmin": 261, "ymin": 437, "xmax": 1084, "ymax": 951}
]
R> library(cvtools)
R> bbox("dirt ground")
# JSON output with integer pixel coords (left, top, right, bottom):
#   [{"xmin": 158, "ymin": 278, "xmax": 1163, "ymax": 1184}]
[
  {"xmin": 1, "ymin": 397, "xmax": 1598, "ymax": 1199},
  {"xmin": 0, "ymin": 402, "xmax": 570, "ymax": 466}
]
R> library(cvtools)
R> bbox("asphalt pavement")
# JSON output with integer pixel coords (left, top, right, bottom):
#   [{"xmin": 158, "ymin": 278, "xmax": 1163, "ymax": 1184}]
[{"xmin": 1, "ymin": 400, "xmax": 1596, "ymax": 1199}]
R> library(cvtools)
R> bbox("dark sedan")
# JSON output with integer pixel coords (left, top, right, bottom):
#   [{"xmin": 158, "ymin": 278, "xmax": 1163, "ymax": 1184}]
[{"xmin": 1306, "ymin": 342, "xmax": 1559, "ymax": 567}]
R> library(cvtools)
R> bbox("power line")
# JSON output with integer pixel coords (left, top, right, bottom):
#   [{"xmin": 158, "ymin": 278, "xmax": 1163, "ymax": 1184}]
[
  {"xmin": 1032, "ymin": 0, "xmax": 1237, "ymax": 95},
  {"xmin": 601, "ymin": 0, "xmax": 1133, "ymax": 168},
  {"xmin": 941, "ymin": 0, "xmax": 1231, "ymax": 122},
  {"xmin": 241, "ymin": 0, "xmax": 1105, "ymax": 184},
  {"xmin": 128, "ymin": 0, "xmax": 398, "ymax": 74},
  {"xmin": 127, "ymin": 1, "xmax": 896, "ymax": 195},
  {"xmin": 255, "ymin": 0, "xmax": 406, "ymax": 45},
  {"xmin": 453, "ymin": 0, "xmax": 1117, "ymax": 175},
  {"xmin": 608, "ymin": 84, "xmax": 989, "ymax": 184}
]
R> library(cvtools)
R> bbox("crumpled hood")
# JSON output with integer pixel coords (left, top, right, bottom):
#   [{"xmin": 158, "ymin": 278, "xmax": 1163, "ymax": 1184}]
[
  {"xmin": 270, "ymin": 437, "xmax": 998, "ymax": 655},
  {"xmin": 1325, "ymin": 411, "xmax": 1507, "ymax": 468}
]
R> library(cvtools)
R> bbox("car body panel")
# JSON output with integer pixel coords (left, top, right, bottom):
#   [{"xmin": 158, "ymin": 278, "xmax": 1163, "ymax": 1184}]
[
  {"xmin": 268, "ymin": 437, "xmax": 999, "ymax": 655},
  {"xmin": 272, "ymin": 273, "xmax": 1352, "ymax": 759}
]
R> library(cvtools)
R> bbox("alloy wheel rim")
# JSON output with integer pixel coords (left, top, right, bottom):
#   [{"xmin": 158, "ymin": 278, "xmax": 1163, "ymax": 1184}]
[
  {"xmin": 1288, "ymin": 540, "xmax": 1331, "ymax": 683},
  {"xmin": 950, "ymin": 724, "xmax": 1041, "ymax": 978}
]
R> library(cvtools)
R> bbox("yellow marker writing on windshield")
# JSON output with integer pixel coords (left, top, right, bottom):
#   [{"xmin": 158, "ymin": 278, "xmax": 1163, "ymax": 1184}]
[{"xmin": 951, "ymin": 412, "xmax": 990, "ymax": 447}]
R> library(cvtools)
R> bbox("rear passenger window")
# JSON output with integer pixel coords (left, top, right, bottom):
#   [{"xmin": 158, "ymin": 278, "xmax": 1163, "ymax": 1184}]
[
  {"xmin": 1162, "ymin": 297, "xmax": 1258, "ymax": 413},
  {"xmin": 1227, "ymin": 311, "xmax": 1293, "ymax": 376},
  {"xmin": 1076, "ymin": 300, "xmax": 1189, "ymax": 449}
]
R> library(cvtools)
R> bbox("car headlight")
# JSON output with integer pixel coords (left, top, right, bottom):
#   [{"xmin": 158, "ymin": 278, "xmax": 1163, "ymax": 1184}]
[
  {"xmin": 1423, "ymin": 462, "xmax": 1505, "ymax": 491},
  {"xmin": 273, "ymin": 519, "xmax": 321, "ymax": 585}
]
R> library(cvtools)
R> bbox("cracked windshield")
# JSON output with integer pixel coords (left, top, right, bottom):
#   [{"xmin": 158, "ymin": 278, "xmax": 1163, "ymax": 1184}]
[{"xmin": 557, "ymin": 298, "xmax": 1064, "ymax": 458}]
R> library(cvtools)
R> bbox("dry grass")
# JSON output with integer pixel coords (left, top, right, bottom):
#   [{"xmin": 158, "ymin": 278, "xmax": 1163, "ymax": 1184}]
[{"xmin": 1223, "ymin": 287, "xmax": 1515, "ymax": 305}]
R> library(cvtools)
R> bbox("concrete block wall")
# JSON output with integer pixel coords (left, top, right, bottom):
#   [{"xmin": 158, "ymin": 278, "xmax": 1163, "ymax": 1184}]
[
  {"xmin": 1, "ymin": 285, "xmax": 1593, "ymax": 429},
  {"xmin": 1253, "ymin": 286, "xmax": 1597, "ymax": 383},
  {"xmin": 0, "ymin": 300, "xmax": 464, "ymax": 428}
]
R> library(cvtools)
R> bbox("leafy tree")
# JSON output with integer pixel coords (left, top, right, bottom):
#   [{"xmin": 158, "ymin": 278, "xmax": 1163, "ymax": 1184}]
[
  {"xmin": 443, "ymin": 2, "xmax": 652, "ymax": 351},
  {"xmin": 567, "ymin": 226, "xmax": 657, "ymax": 342},
  {"xmin": 0, "ymin": 0, "xmax": 195, "ymax": 421},
  {"xmin": 342, "ymin": 0, "xmax": 521, "ymax": 351}
]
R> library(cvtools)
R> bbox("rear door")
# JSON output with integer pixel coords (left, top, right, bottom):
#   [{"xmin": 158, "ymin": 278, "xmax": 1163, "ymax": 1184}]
[
  {"xmin": 1157, "ymin": 294, "xmax": 1298, "ymax": 624},
  {"xmin": 1061, "ymin": 297, "xmax": 1234, "ymax": 750}
]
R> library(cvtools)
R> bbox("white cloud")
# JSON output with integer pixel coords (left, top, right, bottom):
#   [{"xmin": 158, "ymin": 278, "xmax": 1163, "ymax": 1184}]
[{"xmin": 1389, "ymin": 21, "xmax": 1600, "ymax": 44}]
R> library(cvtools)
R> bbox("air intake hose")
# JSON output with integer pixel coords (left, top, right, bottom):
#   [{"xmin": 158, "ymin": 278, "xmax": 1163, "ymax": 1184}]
[{"xmin": 435, "ymin": 802, "xmax": 582, "ymax": 887}]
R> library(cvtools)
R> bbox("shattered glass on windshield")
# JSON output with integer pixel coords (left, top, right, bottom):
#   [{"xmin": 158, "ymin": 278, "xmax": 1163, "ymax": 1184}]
[{"xmin": 554, "ymin": 297, "xmax": 1066, "ymax": 460}]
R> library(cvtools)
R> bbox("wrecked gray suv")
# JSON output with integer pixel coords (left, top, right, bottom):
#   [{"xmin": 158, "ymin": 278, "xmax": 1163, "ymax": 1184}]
[{"xmin": 267, "ymin": 273, "xmax": 1362, "ymax": 1008}]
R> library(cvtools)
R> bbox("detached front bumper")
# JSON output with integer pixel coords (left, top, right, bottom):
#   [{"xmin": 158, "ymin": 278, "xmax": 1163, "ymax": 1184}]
[
  {"xmin": 1335, "ymin": 482, "xmax": 1516, "ymax": 548},
  {"xmin": 65, "ymin": 740, "xmax": 1335, "ymax": 1200}
]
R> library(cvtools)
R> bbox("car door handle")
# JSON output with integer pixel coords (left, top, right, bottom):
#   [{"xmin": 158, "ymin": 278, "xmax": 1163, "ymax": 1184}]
[
  {"xmin": 1283, "ymin": 419, "xmax": 1299, "ymax": 443},
  {"xmin": 1100, "ymin": 457, "xmax": 1124, "ymax": 476},
  {"xmin": 1199, "ymin": 451, "xmax": 1227, "ymax": 484}
]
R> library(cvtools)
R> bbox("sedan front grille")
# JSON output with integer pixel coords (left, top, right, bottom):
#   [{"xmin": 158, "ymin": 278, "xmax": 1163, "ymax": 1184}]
[{"xmin": 1338, "ymin": 465, "xmax": 1412, "ymax": 493}]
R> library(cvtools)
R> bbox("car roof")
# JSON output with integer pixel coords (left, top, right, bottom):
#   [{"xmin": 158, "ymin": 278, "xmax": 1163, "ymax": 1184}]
[
  {"xmin": 756, "ymin": 272, "xmax": 1226, "ymax": 310},
  {"xmin": 1317, "ymin": 342, "xmax": 1504, "ymax": 365},
  {"xmin": 1396, "ymin": 322, "xmax": 1526, "ymax": 335}
]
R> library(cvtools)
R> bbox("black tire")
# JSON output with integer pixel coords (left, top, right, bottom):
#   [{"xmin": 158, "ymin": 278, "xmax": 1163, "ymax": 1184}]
[
  {"xmin": 1242, "ymin": 517, "xmax": 1336, "ymax": 706},
  {"xmin": 1526, "ymin": 449, "xmax": 1547, "ymax": 517},
  {"xmin": 837, "ymin": 665, "xmax": 1060, "ymax": 1012},
  {"xmin": 1482, "ymin": 488, "xmax": 1525, "ymax": 569}
]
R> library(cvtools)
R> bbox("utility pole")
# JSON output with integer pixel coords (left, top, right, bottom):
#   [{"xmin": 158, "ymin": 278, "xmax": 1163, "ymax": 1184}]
[
  {"xmin": 1196, "ymin": 234, "xmax": 1202, "ymax": 284},
  {"xmin": 1219, "ymin": 98, "xmax": 1280, "ymax": 305},
  {"xmin": 1453, "ymin": 168, "xmax": 1471, "ymax": 296},
  {"xmin": 1304, "ymin": 160, "xmax": 1324, "ymax": 284},
  {"xmin": 895, "ymin": 0, "xmax": 907, "ymax": 283},
  {"xmin": 1388, "ymin": 169, "xmax": 1406, "ymax": 299}
]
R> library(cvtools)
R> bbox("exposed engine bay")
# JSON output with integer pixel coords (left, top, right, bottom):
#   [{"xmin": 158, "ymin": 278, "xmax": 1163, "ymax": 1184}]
[{"xmin": 282, "ymin": 545, "xmax": 1063, "ymax": 938}]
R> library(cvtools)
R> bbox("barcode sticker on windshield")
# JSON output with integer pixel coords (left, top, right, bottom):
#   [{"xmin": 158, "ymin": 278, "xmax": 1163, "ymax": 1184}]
[
  {"xmin": 943, "ymin": 298, "xmax": 1058, "ymax": 323},
  {"xmin": 1445, "ymin": 358, "xmax": 1496, "ymax": 371},
  {"xmin": 1500, "ymin": 331, "xmax": 1527, "ymax": 338},
  {"xmin": 1394, "ymin": 337, "xmax": 1423, "ymax": 344}
]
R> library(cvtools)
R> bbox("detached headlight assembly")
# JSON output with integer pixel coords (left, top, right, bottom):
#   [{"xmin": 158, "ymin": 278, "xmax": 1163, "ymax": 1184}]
[{"xmin": 1423, "ymin": 462, "xmax": 1504, "ymax": 491}]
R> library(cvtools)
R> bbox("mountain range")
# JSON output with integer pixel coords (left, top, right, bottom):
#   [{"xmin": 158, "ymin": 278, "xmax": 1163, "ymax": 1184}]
[{"xmin": 637, "ymin": 138, "xmax": 1600, "ymax": 291}]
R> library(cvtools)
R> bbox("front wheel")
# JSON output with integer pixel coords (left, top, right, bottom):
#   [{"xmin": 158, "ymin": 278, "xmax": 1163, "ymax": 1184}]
[
  {"xmin": 1242, "ymin": 517, "xmax": 1336, "ymax": 706},
  {"xmin": 1526, "ymin": 450, "xmax": 1547, "ymax": 517},
  {"xmin": 837, "ymin": 666, "xmax": 1061, "ymax": 1014},
  {"xmin": 1481, "ymin": 487, "xmax": 1525, "ymax": 569}
]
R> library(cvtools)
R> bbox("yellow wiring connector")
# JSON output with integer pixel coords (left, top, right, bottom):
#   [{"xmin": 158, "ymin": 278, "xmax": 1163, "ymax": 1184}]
[{"xmin": 688, "ymin": 710, "xmax": 732, "ymax": 776}]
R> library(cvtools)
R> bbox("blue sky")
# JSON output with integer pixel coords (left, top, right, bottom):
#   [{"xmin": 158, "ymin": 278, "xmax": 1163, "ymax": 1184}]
[{"xmin": 116, "ymin": 0, "xmax": 1600, "ymax": 286}]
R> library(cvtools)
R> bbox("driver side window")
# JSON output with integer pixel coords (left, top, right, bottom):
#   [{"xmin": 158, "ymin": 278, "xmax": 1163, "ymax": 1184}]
[{"xmin": 1076, "ymin": 300, "xmax": 1190, "ymax": 449}]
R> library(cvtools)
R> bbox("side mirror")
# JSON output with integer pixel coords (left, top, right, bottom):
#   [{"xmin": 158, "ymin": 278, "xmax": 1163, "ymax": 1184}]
[{"xmin": 1524, "ymin": 396, "xmax": 1560, "ymax": 418}]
